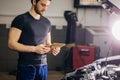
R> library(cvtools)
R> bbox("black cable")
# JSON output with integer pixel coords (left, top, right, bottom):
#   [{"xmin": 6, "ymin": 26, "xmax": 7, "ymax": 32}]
[
  {"xmin": 103, "ymin": 38, "xmax": 114, "ymax": 79},
  {"xmin": 105, "ymin": 38, "xmax": 113, "ymax": 67}
]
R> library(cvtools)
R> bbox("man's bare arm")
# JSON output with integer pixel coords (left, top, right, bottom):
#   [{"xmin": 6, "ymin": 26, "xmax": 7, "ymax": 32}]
[
  {"xmin": 8, "ymin": 27, "xmax": 36, "ymax": 52},
  {"xmin": 8, "ymin": 27, "xmax": 50, "ymax": 54}
]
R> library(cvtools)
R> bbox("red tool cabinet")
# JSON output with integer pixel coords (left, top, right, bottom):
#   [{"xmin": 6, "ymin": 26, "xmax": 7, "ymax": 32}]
[{"xmin": 72, "ymin": 45, "xmax": 95, "ymax": 70}]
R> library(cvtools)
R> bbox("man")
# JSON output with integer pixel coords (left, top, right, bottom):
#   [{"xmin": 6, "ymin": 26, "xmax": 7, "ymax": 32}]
[{"xmin": 8, "ymin": 0, "xmax": 60, "ymax": 80}]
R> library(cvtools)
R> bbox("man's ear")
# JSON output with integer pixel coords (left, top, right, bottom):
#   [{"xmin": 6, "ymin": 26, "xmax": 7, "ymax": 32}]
[{"xmin": 33, "ymin": 0, "xmax": 37, "ymax": 5}]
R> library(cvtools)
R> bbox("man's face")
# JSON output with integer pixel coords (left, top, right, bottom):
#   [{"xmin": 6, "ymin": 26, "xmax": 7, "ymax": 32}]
[{"xmin": 34, "ymin": 0, "xmax": 50, "ymax": 16}]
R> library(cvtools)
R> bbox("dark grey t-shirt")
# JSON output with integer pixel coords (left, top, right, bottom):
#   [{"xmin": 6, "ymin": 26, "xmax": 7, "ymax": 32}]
[{"xmin": 11, "ymin": 12, "xmax": 51, "ymax": 65}]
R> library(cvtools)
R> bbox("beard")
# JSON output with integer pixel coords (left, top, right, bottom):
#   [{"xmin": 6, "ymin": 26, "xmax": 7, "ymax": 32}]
[{"xmin": 34, "ymin": 5, "xmax": 42, "ymax": 16}]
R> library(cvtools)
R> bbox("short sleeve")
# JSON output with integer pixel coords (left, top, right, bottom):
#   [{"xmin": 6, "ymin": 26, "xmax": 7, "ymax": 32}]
[
  {"xmin": 11, "ymin": 15, "xmax": 24, "ymax": 30},
  {"xmin": 49, "ymin": 22, "xmax": 51, "ymax": 32}
]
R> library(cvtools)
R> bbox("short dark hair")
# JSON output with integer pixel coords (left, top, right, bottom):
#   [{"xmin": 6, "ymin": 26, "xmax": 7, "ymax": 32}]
[{"xmin": 31, "ymin": 0, "xmax": 52, "ymax": 4}]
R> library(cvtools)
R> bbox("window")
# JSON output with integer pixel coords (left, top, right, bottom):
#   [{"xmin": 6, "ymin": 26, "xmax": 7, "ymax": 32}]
[{"xmin": 74, "ymin": 0, "xmax": 101, "ymax": 8}]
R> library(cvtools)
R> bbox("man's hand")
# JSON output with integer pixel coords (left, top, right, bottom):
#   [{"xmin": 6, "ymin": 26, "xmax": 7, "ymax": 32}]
[
  {"xmin": 51, "ymin": 46, "xmax": 60, "ymax": 56},
  {"xmin": 34, "ymin": 44, "xmax": 51, "ymax": 54},
  {"xmin": 50, "ymin": 43, "xmax": 65, "ymax": 56}
]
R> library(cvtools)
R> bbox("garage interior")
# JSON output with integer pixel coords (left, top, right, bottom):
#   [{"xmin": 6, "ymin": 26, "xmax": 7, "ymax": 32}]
[{"xmin": 0, "ymin": 0, "xmax": 120, "ymax": 80}]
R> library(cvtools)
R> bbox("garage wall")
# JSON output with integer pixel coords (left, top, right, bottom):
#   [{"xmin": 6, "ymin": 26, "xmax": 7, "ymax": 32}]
[{"xmin": 0, "ymin": 24, "xmax": 18, "ymax": 72}]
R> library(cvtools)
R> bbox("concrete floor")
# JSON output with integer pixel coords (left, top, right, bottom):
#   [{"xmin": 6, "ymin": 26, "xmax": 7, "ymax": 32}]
[
  {"xmin": 0, "ymin": 71, "xmax": 65, "ymax": 80},
  {"xmin": 48, "ymin": 71, "xmax": 64, "ymax": 80}
]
